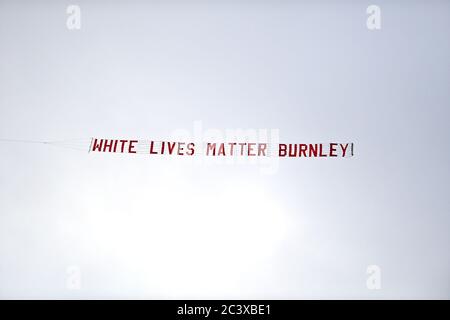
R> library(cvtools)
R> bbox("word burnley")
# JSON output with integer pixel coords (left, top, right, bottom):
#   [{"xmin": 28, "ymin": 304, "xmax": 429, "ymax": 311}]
[{"xmin": 89, "ymin": 138, "xmax": 354, "ymax": 158}]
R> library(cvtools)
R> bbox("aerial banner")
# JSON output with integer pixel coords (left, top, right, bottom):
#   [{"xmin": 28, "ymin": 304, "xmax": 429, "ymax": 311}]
[{"xmin": 89, "ymin": 138, "xmax": 354, "ymax": 158}]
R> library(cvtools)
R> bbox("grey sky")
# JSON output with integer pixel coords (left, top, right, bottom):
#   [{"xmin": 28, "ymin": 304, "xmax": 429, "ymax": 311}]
[{"xmin": 0, "ymin": 0, "xmax": 449, "ymax": 298}]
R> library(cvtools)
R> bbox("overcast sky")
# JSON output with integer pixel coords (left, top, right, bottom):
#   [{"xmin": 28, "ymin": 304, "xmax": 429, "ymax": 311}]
[{"xmin": 0, "ymin": 0, "xmax": 449, "ymax": 299}]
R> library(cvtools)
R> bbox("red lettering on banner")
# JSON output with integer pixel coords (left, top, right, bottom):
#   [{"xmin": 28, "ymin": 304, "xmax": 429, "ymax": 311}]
[
  {"xmin": 319, "ymin": 144, "xmax": 327, "ymax": 157},
  {"xmin": 309, "ymin": 144, "xmax": 317, "ymax": 157},
  {"xmin": 167, "ymin": 142, "xmax": 176, "ymax": 155},
  {"xmin": 206, "ymin": 143, "xmax": 216, "ymax": 156},
  {"xmin": 120, "ymin": 140, "xmax": 127, "ymax": 153},
  {"xmin": 186, "ymin": 143, "xmax": 195, "ymax": 156},
  {"xmin": 177, "ymin": 142, "xmax": 185, "ymax": 156},
  {"xmin": 237, "ymin": 143, "xmax": 245, "ymax": 155},
  {"xmin": 89, "ymin": 138, "xmax": 353, "ymax": 158},
  {"xmin": 279, "ymin": 144, "xmax": 287, "ymax": 157},
  {"xmin": 150, "ymin": 141, "xmax": 157, "ymax": 154},
  {"xmin": 217, "ymin": 144, "xmax": 225, "ymax": 156},
  {"xmin": 248, "ymin": 143, "xmax": 256, "ymax": 156},
  {"xmin": 128, "ymin": 140, "xmax": 137, "ymax": 153},
  {"xmin": 340, "ymin": 143, "xmax": 348, "ymax": 157},
  {"xmin": 258, "ymin": 144, "xmax": 267, "ymax": 156},
  {"xmin": 92, "ymin": 139, "xmax": 103, "ymax": 152},
  {"xmin": 103, "ymin": 140, "xmax": 113, "ymax": 152},
  {"xmin": 229, "ymin": 143, "xmax": 236, "ymax": 155},
  {"xmin": 288, "ymin": 144, "xmax": 297, "ymax": 157},
  {"xmin": 330, "ymin": 143, "xmax": 337, "ymax": 157},
  {"xmin": 299, "ymin": 144, "xmax": 308, "ymax": 157}
]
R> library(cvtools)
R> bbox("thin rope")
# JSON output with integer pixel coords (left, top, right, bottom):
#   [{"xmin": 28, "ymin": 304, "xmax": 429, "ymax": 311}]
[
  {"xmin": 0, "ymin": 138, "xmax": 51, "ymax": 144},
  {"xmin": 0, "ymin": 138, "xmax": 91, "ymax": 151}
]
